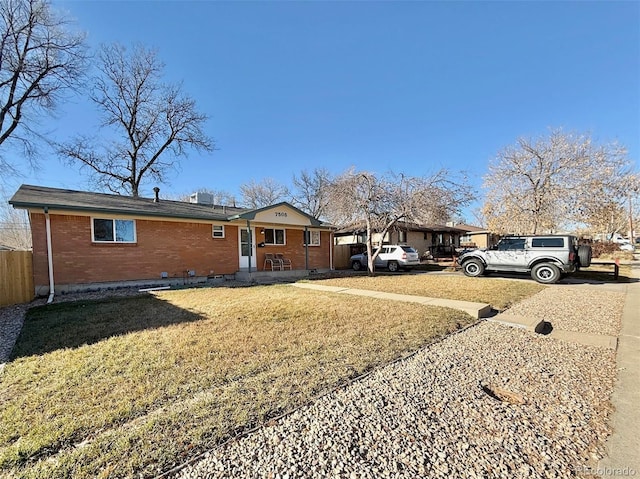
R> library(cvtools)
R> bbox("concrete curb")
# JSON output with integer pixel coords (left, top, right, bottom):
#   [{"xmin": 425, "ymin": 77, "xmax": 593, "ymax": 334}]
[{"xmin": 485, "ymin": 313, "xmax": 545, "ymax": 333}]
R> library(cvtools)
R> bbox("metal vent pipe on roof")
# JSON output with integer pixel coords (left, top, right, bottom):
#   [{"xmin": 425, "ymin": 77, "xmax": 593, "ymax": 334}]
[{"xmin": 153, "ymin": 187, "xmax": 160, "ymax": 202}]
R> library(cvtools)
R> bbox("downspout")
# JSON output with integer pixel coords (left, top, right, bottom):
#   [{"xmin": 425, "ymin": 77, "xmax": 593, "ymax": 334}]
[
  {"xmin": 44, "ymin": 207, "xmax": 55, "ymax": 303},
  {"xmin": 304, "ymin": 226, "xmax": 309, "ymax": 270}
]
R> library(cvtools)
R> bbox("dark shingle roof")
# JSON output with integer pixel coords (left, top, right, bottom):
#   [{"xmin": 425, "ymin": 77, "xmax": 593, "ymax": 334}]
[
  {"xmin": 334, "ymin": 220, "xmax": 468, "ymax": 235},
  {"xmin": 9, "ymin": 185, "xmax": 248, "ymax": 221}
]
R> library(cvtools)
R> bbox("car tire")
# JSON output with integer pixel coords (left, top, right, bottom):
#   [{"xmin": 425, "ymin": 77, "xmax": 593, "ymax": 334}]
[
  {"xmin": 531, "ymin": 263, "xmax": 561, "ymax": 284},
  {"xmin": 387, "ymin": 261, "xmax": 399, "ymax": 272},
  {"xmin": 577, "ymin": 245, "xmax": 592, "ymax": 268},
  {"xmin": 352, "ymin": 260, "xmax": 363, "ymax": 271},
  {"xmin": 462, "ymin": 259, "xmax": 484, "ymax": 277}
]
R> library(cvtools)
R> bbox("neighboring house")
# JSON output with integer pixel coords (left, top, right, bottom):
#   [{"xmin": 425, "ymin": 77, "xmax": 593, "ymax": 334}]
[
  {"xmin": 456, "ymin": 223, "xmax": 500, "ymax": 249},
  {"xmin": 334, "ymin": 221, "xmax": 468, "ymax": 263},
  {"xmin": 9, "ymin": 185, "xmax": 333, "ymax": 296}
]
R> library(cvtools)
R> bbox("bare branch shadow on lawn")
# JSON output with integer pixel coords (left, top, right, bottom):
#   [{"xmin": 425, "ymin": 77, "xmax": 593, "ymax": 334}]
[{"xmin": 10, "ymin": 294, "xmax": 206, "ymax": 360}]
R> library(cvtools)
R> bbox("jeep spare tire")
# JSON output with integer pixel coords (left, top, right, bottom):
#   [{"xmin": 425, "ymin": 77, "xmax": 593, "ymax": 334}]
[
  {"xmin": 462, "ymin": 259, "xmax": 484, "ymax": 277},
  {"xmin": 577, "ymin": 245, "xmax": 592, "ymax": 268}
]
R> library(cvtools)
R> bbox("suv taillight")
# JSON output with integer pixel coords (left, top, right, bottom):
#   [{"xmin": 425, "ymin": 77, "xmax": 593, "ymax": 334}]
[
  {"xmin": 569, "ymin": 251, "xmax": 576, "ymax": 262},
  {"xmin": 402, "ymin": 253, "xmax": 407, "ymax": 259}
]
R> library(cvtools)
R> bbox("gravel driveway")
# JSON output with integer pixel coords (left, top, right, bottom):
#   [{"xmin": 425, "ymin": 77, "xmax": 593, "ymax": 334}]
[{"xmin": 170, "ymin": 286, "xmax": 622, "ymax": 479}]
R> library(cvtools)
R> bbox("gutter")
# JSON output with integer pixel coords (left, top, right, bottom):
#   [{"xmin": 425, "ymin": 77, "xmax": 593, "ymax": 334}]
[{"xmin": 44, "ymin": 208, "xmax": 55, "ymax": 303}]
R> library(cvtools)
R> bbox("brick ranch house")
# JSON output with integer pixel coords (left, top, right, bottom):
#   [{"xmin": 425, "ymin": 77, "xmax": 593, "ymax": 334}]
[{"xmin": 10, "ymin": 185, "xmax": 334, "ymax": 296}]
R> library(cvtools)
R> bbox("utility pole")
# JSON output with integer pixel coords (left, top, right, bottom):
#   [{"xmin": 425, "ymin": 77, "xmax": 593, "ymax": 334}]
[{"xmin": 629, "ymin": 194, "xmax": 635, "ymax": 243}]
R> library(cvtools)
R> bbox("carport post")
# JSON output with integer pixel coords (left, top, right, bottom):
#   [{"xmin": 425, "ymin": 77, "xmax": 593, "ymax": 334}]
[{"xmin": 247, "ymin": 220, "xmax": 253, "ymax": 273}]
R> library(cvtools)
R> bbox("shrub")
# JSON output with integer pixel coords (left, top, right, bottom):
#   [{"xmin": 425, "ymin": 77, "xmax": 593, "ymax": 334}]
[{"xmin": 590, "ymin": 241, "xmax": 634, "ymax": 260}]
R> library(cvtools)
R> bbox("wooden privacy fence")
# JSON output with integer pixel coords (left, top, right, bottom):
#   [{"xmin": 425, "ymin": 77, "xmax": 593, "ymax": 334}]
[
  {"xmin": 0, "ymin": 250, "xmax": 34, "ymax": 307},
  {"xmin": 333, "ymin": 244, "xmax": 353, "ymax": 270}
]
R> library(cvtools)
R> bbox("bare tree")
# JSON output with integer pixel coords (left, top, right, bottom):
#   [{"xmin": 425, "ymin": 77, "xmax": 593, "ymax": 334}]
[
  {"xmin": 0, "ymin": 0, "xmax": 86, "ymax": 176},
  {"xmin": 328, "ymin": 168, "xmax": 472, "ymax": 273},
  {"xmin": 58, "ymin": 43, "xmax": 213, "ymax": 197},
  {"xmin": 239, "ymin": 178, "xmax": 290, "ymax": 209},
  {"xmin": 483, "ymin": 129, "xmax": 633, "ymax": 235},
  {"xmin": 291, "ymin": 168, "xmax": 332, "ymax": 219},
  {"xmin": 0, "ymin": 199, "xmax": 31, "ymax": 249}
]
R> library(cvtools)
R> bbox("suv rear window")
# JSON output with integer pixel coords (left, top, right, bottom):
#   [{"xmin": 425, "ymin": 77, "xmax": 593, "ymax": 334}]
[
  {"xmin": 531, "ymin": 238, "xmax": 564, "ymax": 248},
  {"xmin": 400, "ymin": 246, "xmax": 417, "ymax": 253}
]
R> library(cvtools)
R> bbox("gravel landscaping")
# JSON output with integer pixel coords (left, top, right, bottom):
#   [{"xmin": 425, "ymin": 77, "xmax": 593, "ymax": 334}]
[
  {"xmin": 0, "ymin": 304, "xmax": 27, "ymax": 364},
  {"xmin": 504, "ymin": 287, "xmax": 624, "ymax": 337},
  {"xmin": 170, "ymin": 286, "xmax": 622, "ymax": 479}
]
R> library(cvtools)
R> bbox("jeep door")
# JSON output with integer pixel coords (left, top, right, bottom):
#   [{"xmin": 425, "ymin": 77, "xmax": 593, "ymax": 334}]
[
  {"xmin": 485, "ymin": 238, "xmax": 527, "ymax": 267},
  {"xmin": 375, "ymin": 247, "xmax": 391, "ymax": 268}
]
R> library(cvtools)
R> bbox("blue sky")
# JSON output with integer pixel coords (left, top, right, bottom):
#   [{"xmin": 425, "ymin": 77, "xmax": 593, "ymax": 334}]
[{"xmin": 3, "ymin": 0, "xmax": 639, "ymax": 220}]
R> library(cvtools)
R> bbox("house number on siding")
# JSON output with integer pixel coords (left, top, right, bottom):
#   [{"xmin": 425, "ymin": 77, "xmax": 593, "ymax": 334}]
[{"xmin": 275, "ymin": 212, "xmax": 288, "ymax": 217}]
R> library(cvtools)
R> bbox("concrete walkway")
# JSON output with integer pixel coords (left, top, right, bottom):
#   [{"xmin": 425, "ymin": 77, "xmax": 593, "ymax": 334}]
[
  {"xmin": 289, "ymin": 282, "xmax": 492, "ymax": 319},
  {"xmin": 598, "ymin": 263, "xmax": 640, "ymax": 476}
]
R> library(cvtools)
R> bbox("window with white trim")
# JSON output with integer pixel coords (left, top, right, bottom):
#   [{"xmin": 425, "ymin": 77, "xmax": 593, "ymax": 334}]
[
  {"xmin": 304, "ymin": 230, "xmax": 321, "ymax": 246},
  {"xmin": 212, "ymin": 225, "xmax": 225, "ymax": 238},
  {"xmin": 92, "ymin": 218, "xmax": 136, "ymax": 243},
  {"xmin": 264, "ymin": 228, "xmax": 285, "ymax": 245}
]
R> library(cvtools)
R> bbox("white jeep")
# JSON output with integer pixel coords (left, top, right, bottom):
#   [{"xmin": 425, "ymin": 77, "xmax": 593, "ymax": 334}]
[
  {"xmin": 458, "ymin": 235, "xmax": 592, "ymax": 284},
  {"xmin": 350, "ymin": 245, "xmax": 420, "ymax": 272}
]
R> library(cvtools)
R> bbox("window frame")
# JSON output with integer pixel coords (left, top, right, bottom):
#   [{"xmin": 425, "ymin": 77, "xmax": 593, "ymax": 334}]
[
  {"xmin": 263, "ymin": 228, "xmax": 286, "ymax": 245},
  {"xmin": 212, "ymin": 225, "xmax": 225, "ymax": 238},
  {"xmin": 91, "ymin": 217, "xmax": 137, "ymax": 244},
  {"xmin": 531, "ymin": 237, "xmax": 564, "ymax": 248},
  {"xmin": 304, "ymin": 230, "xmax": 321, "ymax": 246}
]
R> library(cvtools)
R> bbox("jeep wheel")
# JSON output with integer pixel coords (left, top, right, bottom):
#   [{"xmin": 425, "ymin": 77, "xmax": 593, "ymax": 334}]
[
  {"xmin": 352, "ymin": 260, "xmax": 363, "ymax": 271},
  {"xmin": 531, "ymin": 263, "xmax": 561, "ymax": 284},
  {"xmin": 578, "ymin": 245, "xmax": 592, "ymax": 268},
  {"xmin": 462, "ymin": 259, "xmax": 484, "ymax": 277},
  {"xmin": 387, "ymin": 261, "xmax": 399, "ymax": 272}
]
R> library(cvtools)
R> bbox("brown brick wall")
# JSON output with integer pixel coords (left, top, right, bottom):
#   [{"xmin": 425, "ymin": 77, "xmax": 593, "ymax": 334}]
[
  {"xmin": 255, "ymin": 229, "xmax": 331, "ymax": 271},
  {"xmin": 30, "ymin": 214, "xmax": 333, "ymax": 288},
  {"xmin": 31, "ymin": 213, "xmax": 239, "ymax": 287}
]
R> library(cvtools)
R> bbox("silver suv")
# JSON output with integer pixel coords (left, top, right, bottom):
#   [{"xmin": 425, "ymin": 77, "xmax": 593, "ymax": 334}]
[
  {"xmin": 351, "ymin": 245, "xmax": 420, "ymax": 272},
  {"xmin": 458, "ymin": 235, "xmax": 592, "ymax": 284}
]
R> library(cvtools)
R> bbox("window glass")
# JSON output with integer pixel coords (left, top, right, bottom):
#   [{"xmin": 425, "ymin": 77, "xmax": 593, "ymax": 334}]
[
  {"xmin": 115, "ymin": 220, "xmax": 135, "ymax": 242},
  {"xmin": 304, "ymin": 230, "xmax": 320, "ymax": 246},
  {"xmin": 401, "ymin": 246, "xmax": 417, "ymax": 253},
  {"xmin": 240, "ymin": 229, "xmax": 252, "ymax": 256},
  {"xmin": 212, "ymin": 225, "xmax": 225, "ymax": 238},
  {"xmin": 264, "ymin": 228, "xmax": 285, "ymax": 245},
  {"xmin": 93, "ymin": 218, "xmax": 114, "ymax": 242},
  {"xmin": 497, "ymin": 239, "xmax": 526, "ymax": 251},
  {"xmin": 531, "ymin": 238, "xmax": 564, "ymax": 248},
  {"xmin": 93, "ymin": 218, "xmax": 135, "ymax": 243},
  {"xmin": 264, "ymin": 229, "xmax": 274, "ymax": 244}
]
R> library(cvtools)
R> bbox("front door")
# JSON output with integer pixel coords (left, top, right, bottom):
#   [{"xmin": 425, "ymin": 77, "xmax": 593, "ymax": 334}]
[{"xmin": 239, "ymin": 227, "xmax": 256, "ymax": 270}]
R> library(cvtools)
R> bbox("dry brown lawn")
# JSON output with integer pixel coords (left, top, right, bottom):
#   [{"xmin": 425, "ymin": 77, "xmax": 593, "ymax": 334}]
[
  {"xmin": 310, "ymin": 274, "xmax": 545, "ymax": 310},
  {"xmin": 1, "ymin": 285, "xmax": 473, "ymax": 479}
]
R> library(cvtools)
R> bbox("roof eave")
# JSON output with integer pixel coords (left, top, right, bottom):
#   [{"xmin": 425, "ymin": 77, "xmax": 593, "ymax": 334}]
[{"xmin": 9, "ymin": 200, "xmax": 230, "ymax": 222}]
